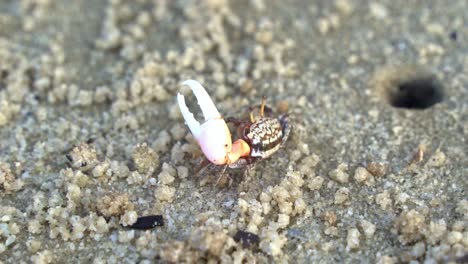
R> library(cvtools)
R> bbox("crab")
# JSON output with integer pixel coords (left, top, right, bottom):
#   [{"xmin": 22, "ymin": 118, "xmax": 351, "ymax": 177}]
[
  {"xmin": 223, "ymin": 97, "xmax": 290, "ymax": 169},
  {"xmin": 177, "ymin": 80, "xmax": 290, "ymax": 181}
]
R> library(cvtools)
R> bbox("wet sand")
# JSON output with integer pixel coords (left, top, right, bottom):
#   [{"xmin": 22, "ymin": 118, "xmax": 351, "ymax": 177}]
[{"xmin": 0, "ymin": 0, "xmax": 467, "ymax": 263}]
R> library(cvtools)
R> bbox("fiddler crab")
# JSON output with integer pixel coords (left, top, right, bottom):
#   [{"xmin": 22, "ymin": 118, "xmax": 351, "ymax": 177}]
[{"xmin": 177, "ymin": 80, "xmax": 290, "ymax": 183}]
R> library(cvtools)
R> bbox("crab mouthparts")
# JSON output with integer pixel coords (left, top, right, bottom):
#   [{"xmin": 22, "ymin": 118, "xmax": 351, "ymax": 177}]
[{"xmin": 177, "ymin": 80, "xmax": 222, "ymax": 138}]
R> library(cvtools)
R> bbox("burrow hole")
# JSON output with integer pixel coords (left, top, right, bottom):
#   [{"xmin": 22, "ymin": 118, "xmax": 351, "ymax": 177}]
[
  {"xmin": 374, "ymin": 66, "xmax": 444, "ymax": 110},
  {"xmin": 390, "ymin": 76, "xmax": 444, "ymax": 109}
]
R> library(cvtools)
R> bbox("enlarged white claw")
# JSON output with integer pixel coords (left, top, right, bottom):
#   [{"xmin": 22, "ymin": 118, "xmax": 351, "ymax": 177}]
[
  {"xmin": 177, "ymin": 79, "xmax": 222, "ymax": 138},
  {"xmin": 177, "ymin": 80, "xmax": 232, "ymax": 165},
  {"xmin": 181, "ymin": 80, "xmax": 221, "ymax": 121},
  {"xmin": 177, "ymin": 92, "xmax": 202, "ymax": 138}
]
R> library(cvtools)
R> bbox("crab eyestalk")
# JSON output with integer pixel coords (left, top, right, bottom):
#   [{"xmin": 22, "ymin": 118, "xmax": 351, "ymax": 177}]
[{"xmin": 177, "ymin": 80, "xmax": 250, "ymax": 165}]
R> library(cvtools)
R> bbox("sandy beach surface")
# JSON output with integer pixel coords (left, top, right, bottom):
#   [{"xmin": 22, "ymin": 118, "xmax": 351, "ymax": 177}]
[{"xmin": 0, "ymin": 0, "xmax": 467, "ymax": 263}]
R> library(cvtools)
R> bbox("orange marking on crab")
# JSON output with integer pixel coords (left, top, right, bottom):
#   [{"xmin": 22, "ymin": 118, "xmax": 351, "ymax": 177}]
[
  {"xmin": 227, "ymin": 139, "xmax": 251, "ymax": 164},
  {"xmin": 177, "ymin": 80, "xmax": 251, "ymax": 165}
]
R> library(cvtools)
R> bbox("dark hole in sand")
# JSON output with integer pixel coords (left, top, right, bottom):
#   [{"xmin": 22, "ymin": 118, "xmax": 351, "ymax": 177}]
[
  {"xmin": 390, "ymin": 76, "xmax": 444, "ymax": 109},
  {"xmin": 449, "ymin": 30, "xmax": 457, "ymax": 41},
  {"xmin": 233, "ymin": 230, "xmax": 260, "ymax": 249},
  {"xmin": 0, "ymin": 70, "xmax": 8, "ymax": 79},
  {"xmin": 0, "ymin": 70, "xmax": 7, "ymax": 90}
]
